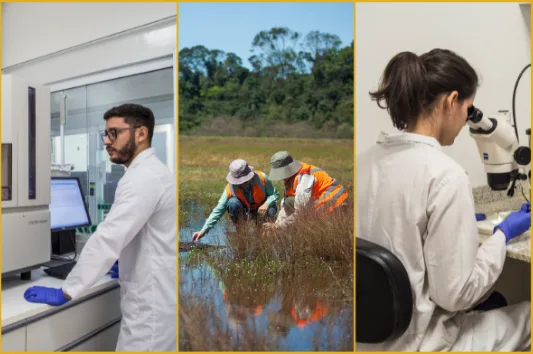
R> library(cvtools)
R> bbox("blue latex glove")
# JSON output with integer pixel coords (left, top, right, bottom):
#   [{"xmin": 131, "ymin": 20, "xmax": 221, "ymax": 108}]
[
  {"xmin": 109, "ymin": 261, "xmax": 119, "ymax": 279},
  {"xmin": 24, "ymin": 286, "xmax": 70, "ymax": 306},
  {"xmin": 494, "ymin": 203, "xmax": 531, "ymax": 243},
  {"xmin": 476, "ymin": 213, "xmax": 486, "ymax": 221}
]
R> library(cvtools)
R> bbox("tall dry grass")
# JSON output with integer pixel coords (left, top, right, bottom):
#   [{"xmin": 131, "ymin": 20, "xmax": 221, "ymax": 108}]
[
  {"xmin": 181, "ymin": 116, "xmax": 354, "ymax": 140},
  {"xmin": 223, "ymin": 198, "xmax": 354, "ymax": 266}
]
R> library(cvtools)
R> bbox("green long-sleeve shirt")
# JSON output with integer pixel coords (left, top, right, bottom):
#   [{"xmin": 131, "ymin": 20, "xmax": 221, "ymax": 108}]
[{"xmin": 201, "ymin": 171, "xmax": 279, "ymax": 234}]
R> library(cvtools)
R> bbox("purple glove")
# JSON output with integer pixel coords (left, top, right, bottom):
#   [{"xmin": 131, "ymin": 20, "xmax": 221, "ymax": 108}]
[
  {"xmin": 494, "ymin": 203, "xmax": 531, "ymax": 243},
  {"xmin": 24, "ymin": 286, "xmax": 70, "ymax": 306}
]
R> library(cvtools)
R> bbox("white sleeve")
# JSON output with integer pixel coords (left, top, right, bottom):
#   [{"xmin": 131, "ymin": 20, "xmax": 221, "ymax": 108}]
[
  {"xmin": 275, "ymin": 174, "xmax": 314, "ymax": 228},
  {"xmin": 62, "ymin": 172, "xmax": 162, "ymax": 299},
  {"xmin": 274, "ymin": 200, "xmax": 290, "ymax": 226},
  {"xmin": 423, "ymin": 173, "xmax": 507, "ymax": 312}
]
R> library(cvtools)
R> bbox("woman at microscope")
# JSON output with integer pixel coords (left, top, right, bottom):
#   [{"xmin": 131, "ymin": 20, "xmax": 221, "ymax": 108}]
[{"xmin": 356, "ymin": 48, "xmax": 531, "ymax": 351}]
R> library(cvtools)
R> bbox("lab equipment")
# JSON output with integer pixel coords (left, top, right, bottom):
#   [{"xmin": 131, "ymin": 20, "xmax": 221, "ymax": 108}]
[
  {"xmin": 467, "ymin": 107, "xmax": 530, "ymax": 192},
  {"xmin": 50, "ymin": 176, "xmax": 92, "ymax": 256},
  {"xmin": 24, "ymin": 285, "xmax": 70, "ymax": 306},
  {"xmin": 44, "ymin": 261, "xmax": 77, "ymax": 280},
  {"xmin": 2, "ymin": 74, "xmax": 51, "ymax": 280},
  {"xmin": 44, "ymin": 259, "xmax": 117, "ymax": 281},
  {"xmin": 51, "ymin": 163, "xmax": 74, "ymax": 177}
]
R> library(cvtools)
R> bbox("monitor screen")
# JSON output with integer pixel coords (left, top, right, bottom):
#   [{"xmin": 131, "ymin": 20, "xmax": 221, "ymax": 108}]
[{"xmin": 50, "ymin": 177, "xmax": 91, "ymax": 231}]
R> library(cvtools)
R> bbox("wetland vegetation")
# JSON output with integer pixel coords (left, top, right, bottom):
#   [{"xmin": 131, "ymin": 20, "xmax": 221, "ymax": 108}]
[{"xmin": 179, "ymin": 136, "xmax": 354, "ymax": 351}]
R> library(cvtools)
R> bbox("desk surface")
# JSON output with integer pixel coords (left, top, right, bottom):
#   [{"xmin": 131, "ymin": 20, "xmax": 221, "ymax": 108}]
[
  {"xmin": 479, "ymin": 232, "xmax": 531, "ymax": 263},
  {"xmin": 478, "ymin": 217, "xmax": 531, "ymax": 263},
  {"xmin": 2, "ymin": 267, "xmax": 118, "ymax": 329}
]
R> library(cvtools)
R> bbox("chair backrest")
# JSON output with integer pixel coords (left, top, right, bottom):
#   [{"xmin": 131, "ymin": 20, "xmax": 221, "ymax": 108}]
[{"xmin": 356, "ymin": 237, "xmax": 413, "ymax": 343}]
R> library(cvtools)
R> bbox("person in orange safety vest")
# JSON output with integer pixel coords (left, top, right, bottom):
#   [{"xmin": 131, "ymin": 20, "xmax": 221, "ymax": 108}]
[
  {"xmin": 263, "ymin": 151, "xmax": 348, "ymax": 230},
  {"xmin": 193, "ymin": 159, "xmax": 279, "ymax": 242}
]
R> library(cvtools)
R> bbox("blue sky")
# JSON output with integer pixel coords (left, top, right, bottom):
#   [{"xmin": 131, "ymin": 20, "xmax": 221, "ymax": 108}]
[{"xmin": 178, "ymin": 2, "xmax": 354, "ymax": 68}]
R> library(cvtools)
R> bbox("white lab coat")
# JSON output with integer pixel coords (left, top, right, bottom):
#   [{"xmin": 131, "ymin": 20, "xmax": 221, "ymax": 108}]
[
  {"xmin": 356, "ymin": 132, "xmax": 530, "ymax": 351},
  {"xmin": 63, "ymin": 147, "xmax": 176, "ymax": 352}
]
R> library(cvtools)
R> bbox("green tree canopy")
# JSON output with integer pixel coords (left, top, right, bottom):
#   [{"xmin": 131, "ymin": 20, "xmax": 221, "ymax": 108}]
[{"xmin": 179, "ymin": 27, "xmax": 353, "ymax": 139}]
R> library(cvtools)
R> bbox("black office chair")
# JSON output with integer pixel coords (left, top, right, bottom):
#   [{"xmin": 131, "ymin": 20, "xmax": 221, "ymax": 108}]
[{"xmin": 356, "ymin": 237, "xmax": 413, "ymax": 343}]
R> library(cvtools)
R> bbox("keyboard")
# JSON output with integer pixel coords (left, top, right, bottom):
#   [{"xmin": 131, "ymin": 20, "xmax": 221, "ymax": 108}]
[{"xmin": 44, "ymin": 261, "xmax": 77, "ymax": 280}]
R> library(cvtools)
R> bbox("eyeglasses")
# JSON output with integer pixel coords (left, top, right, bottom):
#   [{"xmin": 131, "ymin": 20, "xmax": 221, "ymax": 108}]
[{"xmin": 100, "ymin": 126, "xmax": 140, "ymax": 142}]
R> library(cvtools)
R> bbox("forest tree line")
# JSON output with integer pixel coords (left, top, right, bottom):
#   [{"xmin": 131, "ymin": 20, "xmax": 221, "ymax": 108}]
[{"xmin": 179, "ymin": 27, "xmax": 354, "ymax": 139}]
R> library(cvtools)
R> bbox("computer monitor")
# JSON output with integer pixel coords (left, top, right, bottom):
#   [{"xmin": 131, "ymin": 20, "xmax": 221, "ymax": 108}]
[
  {"xmin": 50, "ymin": 177, "xmax": 92, "ymax": 255},
  {"xmin": 50, "ymin": 177, "xmax": 91, "ymax": 230}
]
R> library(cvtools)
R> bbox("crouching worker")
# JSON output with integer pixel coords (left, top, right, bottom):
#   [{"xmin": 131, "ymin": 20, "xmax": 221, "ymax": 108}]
[
  {"xmin": 263, "ymin": 151, "xmax": 349, "ymax": 230},
  {"xmin": 193, "ymin": 159, "xmax": 279, "ymax": 242}
]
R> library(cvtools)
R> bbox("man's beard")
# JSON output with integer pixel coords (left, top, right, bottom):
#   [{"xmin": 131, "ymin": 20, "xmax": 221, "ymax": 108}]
[{"xmin": 109, "ymin": 136, "xmax": 136, "ymax": 165}]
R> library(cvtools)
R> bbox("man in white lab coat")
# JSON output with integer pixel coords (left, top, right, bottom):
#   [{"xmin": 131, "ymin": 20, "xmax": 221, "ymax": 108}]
[
  {"xmin": 356, "ymin": 49, "xmax": 531, "ymax": 351},
  {"xmin": 24, "ymin": 104, "xmax": 176, "ymax": 351}
]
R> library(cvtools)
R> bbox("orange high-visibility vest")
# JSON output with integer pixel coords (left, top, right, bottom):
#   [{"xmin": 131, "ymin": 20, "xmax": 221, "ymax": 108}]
[
  {"xmin": 285, "ymin": 162, "xmax": 348, "ymax": 213},
  {"xmin": 225, "ymin": 171, "xmax": 267, "ymax": 211},
  {"xmin": 290, "ymin": 301, "xmax": 328, "ymax": 329}
]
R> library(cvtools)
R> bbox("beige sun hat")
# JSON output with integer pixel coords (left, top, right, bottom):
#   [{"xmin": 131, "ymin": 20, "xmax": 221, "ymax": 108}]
[{"xmin": 226, "ymin": 159, "xmax": 255, "ymax": 185}]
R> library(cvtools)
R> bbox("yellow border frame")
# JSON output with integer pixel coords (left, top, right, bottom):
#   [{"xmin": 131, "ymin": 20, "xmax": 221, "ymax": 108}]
[{"xmin": 0, "ymin": 1, "xmax": 530, "ymax": 354}]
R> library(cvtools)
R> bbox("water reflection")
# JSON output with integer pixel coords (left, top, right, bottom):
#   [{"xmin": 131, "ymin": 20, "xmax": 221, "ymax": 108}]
[
  {"xmin": 179, "ymin": 199, "xmax": 230, "ymax": 246},
  {"xmin": 179, "ymin": 201, "xmax": 353, "ymax": 351}
]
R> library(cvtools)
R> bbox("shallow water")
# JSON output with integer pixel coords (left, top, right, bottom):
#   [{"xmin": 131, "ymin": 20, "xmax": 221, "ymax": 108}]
[{"xmin": 178, "ymin": 201, "xmax": 354, "ymax": 351}]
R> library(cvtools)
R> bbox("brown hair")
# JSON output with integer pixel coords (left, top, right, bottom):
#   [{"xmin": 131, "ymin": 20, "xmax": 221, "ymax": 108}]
[{"xmin": 369, "ymin": 49, "xmax": 479, "ymax": 129}]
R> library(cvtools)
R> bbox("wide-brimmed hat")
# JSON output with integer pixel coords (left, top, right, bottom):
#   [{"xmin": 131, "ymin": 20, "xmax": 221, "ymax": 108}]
[
  {"xmin": 268, "ymin": 151, "xmax": 302, "ymax": 181},
  {"xmin": 226, "ymin": 159, "xmax": 255, "ymax": 185}
]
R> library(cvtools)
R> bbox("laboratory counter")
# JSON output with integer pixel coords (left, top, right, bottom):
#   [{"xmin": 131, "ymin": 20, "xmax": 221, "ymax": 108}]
[
  {"xmin": 474, "ymin": 190, "xmax": 530, "ymax": 263},
  {"xmin": 477, "ymin": 217, "xmax": 531, "ymax": 263},
  {"xmin": 479, "ymin": 231, "xmax": 530, "ymax": 263},
  {"xmin": 2, "ymin": 267, "xmax": 121, "ymax": 352}
]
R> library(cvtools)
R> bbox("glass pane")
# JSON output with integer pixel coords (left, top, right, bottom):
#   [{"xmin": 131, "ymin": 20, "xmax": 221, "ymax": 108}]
[
  {"xmin": 153, "ymin": 128, "xmax": 168, "ymax": 166},
  {"xmin": 85, "ymin": 68, "xmax": 174, "ymax": 219},
  {"xmin": 50, "ymin": 86, "xmax": 90, "ymax": 218},
  {"xmin": 86, "ymin": 67, "xmax": 174, "ymax": 130},
  {"xmin": 64, "ymin": 134, "xmax": 88, "ymax": 172}
]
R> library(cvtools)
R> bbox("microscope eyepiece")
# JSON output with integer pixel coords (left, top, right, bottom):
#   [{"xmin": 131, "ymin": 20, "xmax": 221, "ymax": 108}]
[{"xmin": 467, "ymin": 105, "xmax": 483, "ymax": 123}]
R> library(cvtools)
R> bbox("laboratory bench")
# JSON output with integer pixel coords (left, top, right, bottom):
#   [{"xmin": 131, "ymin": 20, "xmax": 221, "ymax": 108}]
[
  {"xmin": 479, "ymin": 231, "xmax": 531, "ymax": 263},
  {"xmin": 474, "ymin": 189, "xmax": 530, "ymax": 263},
  {"xmin": 1, "ymin": 266, "xmax": 121, "ymax": 352},
  {"xmin": 477, "ymin": 218, "xmax": 531, "ymax": 263}
]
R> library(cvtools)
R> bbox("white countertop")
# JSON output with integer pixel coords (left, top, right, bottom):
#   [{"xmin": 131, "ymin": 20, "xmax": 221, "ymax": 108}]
[{"xmin": 2, "ymin": 267, "xmax": 119, "ymax": 329}]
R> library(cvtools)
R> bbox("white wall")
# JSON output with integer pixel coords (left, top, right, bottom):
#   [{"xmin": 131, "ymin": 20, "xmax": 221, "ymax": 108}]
[
  {"xmin": 356, "ymin": 2, "xmax": 531, "ymax": 187},
  {"xmin": 2, "ymin": 2, "xmax": 176, "ymax": 85}
]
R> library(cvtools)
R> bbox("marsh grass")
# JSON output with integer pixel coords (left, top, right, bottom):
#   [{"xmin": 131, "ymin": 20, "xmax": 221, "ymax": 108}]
[
  {"xmin": 222, "ymin": 199, "xmax": 354, "ymax": 266},
  {"xmin": 181, "ymin": 116, "xmax": 354, "ymax": 140},
  {"xmin": 179, "ymin": 136, "xmax": 353, "ymax": 226}
]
